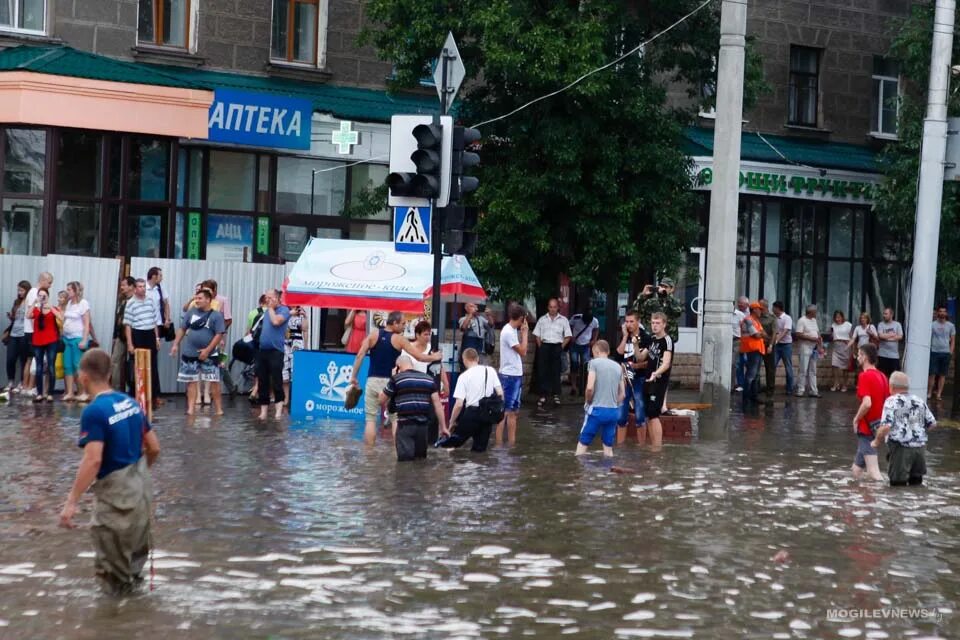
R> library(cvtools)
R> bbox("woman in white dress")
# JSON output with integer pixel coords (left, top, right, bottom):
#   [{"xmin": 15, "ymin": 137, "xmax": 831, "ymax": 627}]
[{"xmin": 829, "ymin": 310, "xmax": 853, "ymax": 392}]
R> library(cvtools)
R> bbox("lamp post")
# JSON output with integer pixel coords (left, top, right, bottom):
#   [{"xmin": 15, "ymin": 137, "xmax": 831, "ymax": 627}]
[{"xmin": 310, "ymin": 168, "xmax": 318, "ymax": 216}]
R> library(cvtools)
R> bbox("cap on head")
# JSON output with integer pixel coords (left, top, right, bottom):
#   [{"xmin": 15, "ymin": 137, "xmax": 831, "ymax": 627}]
[
  {"xmin": 659, "ymin": 277, "xmax": 675, "ymax": 288},
  {"xmin": 749, "ymin": 301, "xmax": 762, "ymax": 310}
]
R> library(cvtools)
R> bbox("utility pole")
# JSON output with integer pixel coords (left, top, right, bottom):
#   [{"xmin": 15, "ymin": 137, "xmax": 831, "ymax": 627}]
[
  {"xmin": 430, "ymin": 49, "xmax": 452, "ymax": 353},
  {"xmin": 904, "ymin": 0, "xmax": 955, "ymax": 398},
  {"xmin": 700, "ymin": 0, "xmax": 747, "ymax": 403}
]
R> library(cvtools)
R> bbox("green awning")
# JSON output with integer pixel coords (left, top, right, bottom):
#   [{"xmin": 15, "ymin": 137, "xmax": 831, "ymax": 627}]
[
  {"xmin": 0, "ymin": 45, "xmax": 438, "ymax": 123},
  {"xmin": 684, "ymin": 126, "xmax": 879, "ymax": 174}
]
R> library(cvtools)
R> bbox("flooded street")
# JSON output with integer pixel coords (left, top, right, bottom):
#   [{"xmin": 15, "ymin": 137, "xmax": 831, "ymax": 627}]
[{"xmin": 1, "ymin": 393, "xmax": 958, "ymax": 639}]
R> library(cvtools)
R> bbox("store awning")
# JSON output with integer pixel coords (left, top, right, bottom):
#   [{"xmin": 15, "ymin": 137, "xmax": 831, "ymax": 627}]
[
  {"xmin": 283, "ymin": 238, "xmax": 487, "ymax": 312},
  {"xmin": 0, "ymin": 45, "xmax": 437, "ymax": 128},
  {"xmin": 683, "ymin": 126, "xmax": 879, "ymax": 173},
  {"xmin": 0, "ymin": 46, "xmax": 212, "ymax": 138}
]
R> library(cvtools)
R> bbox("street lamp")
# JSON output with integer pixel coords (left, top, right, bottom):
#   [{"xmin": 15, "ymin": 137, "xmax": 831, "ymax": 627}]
[{"xmin": 310, "ymin": 168, "xmax": 318, "ymax": 216}]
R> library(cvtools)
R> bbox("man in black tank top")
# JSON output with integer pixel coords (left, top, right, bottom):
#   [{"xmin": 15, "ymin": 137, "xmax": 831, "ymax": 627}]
[{"xmin": 350, "ymin": 311, "xmax": 442, "ymax": 446}]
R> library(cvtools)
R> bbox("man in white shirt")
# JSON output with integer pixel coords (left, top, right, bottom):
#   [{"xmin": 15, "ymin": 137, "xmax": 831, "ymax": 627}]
[
  {"xmin": 732, "ymin": 296, "xmax": 748, "ymax": 392},
  {"xmin": 568, "ymin": 310, "xmax": 600, "ymax": 396},
  {"xmin": 876, "ymin": 307, "xmax": 903, "ymax": 378},
  {"xmin": 497, "ymin": 305, "xmax": 529, "ymax": 445},
  {"xmin": 145, "ymin": 267, "xmax": 171, "ymax": 402},
  {"xmin": 532, "ymin": 298, "xmax": 572, "ymax": 408},
  {"xmin": 772, "ymin": 301, "xmax": 795, "ymax": 394},
  {"xmin": 442, "ymin": 348, "xmax": 504, "ymax": 452},
  {"xmin": 794, "ymin": 304, "xmax": 824, "ymax": 398},
  {"xmin": 21, "ymin": 271, "xmax": 53, "ymax": 395}
]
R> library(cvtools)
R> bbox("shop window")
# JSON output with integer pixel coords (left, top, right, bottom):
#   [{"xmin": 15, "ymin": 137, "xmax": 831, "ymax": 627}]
[
  {"xmin": 176, "ymin": 148, "xmax": 187, "ymax": 207},
  {"xmin": 788, "ymin": 46, "xmax": 819, "ymax": 127},
  {"xmin": 828, "ymin": 207, "xmax": 853, "ymax": 258},
  {"xmin": 257, "ymin": 156, "xmax": 271, "ymax": 212},
  {"xmin": 174, "ymin": 211, "xmax": 184, "ymax": 259},
  {"xmin": 209, "ymin": 150, "xmax": 255, "ymax": 211},
  {"xmin": 349, "ymin": 164, "xmax": 391, "ymax": 221},
  {"xmin": 271, "ymin": 0, "xmax": 328, "ymax": 67},
  {"xmin": 276, "ymin": 156, "xmax": 345, "ymax": 215},
  {"xmin": 188, "ymin": 148, "xmax": 203, "ymax": 208},
  {"xmin": 128, "ymin": 138, "xmax": 170, "ymax": 201},
  {"xmin": 138, "ymin": 0, "xmax": 192, "ymax": 49},
  {"xmin": 107, "ymin": 136, "xmax": 123, "ymax": 198},
  {"xmin": 279, "ymin": 224, "xmax": 309, "ymax": 261},
  {"xmin": 105, "ymin": 205, "xmax": 120, "ymax": 257},
  {"xmin": 57, "ymin": 132, "xmax": 102, "ymax": 198},
  {"xmin": 350, "ymin": 222, "xmax": 390, "ymax": 241},
  {"xmin": 1, "ymin": 198, "xmax": 42, "ymax": 255},
  {"xmin": 0, "ymin": 0, "xmax": 45, "ymax": 33},
  {"xmin": 826, "ymin": 261, "xmax": 852, "ymax": 323},
  {"xmin": 871, "ymin": 57, "xmax": 900, "ymax": 138},
  {"xmin": 206, "ymin": 213, "xmax": 254, "ymax": 261},
  {"xmin": 55, "ymin": 201, "xmax": 100, "ymax": 256},
  {"xmin": 127, "ymin": 208, "xmax": 166, "ymax": 258},
  {"xmin": 3, "ymin": 129, "xmax": 45, "ymax": 195}
]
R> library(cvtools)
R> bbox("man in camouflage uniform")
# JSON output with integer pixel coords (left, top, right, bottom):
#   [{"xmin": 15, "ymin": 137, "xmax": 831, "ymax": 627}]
[{"xmin": 633, "ymin": 277, "xmax": 684, "ymax": 343}]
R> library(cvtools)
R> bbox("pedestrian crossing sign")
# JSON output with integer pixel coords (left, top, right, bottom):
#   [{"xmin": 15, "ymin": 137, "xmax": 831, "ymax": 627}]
[{"xmin": 394, "ymin": 206, "xmax": 431, "ymax": 253}]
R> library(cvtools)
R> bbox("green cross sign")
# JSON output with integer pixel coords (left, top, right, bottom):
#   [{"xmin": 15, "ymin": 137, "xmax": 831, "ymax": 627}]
[{"xmin": 331, "ymin": 120, "xmax": 359, "ymax": 154}]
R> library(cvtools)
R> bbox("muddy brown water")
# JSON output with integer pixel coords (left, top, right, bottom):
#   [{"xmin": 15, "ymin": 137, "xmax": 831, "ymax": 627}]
[{"xmin": 0, "ymin": 393, "xmax": 957, "ymax": 639}]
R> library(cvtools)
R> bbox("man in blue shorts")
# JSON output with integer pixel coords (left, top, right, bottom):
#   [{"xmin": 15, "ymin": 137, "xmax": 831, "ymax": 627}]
[
  {"xmin": 59, "ymin": 349, "xmax": 161, "ymax": 594},
  {"xmin": 496, "ymin": 305, "xmax": 529, "ymax": 445},
  {"xmin": 576, "ymin": 340, "xmax": 624, "ymax": 457}
]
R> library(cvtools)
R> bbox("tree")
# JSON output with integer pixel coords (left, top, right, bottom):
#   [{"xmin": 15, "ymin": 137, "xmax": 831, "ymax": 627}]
[
  {"xmin": 874, "ymin": 3, "xmax": 960, "ymax": 415},
  {"xmin": 362, "ymin": 0, "xmax": 762, "ymax": 309}
]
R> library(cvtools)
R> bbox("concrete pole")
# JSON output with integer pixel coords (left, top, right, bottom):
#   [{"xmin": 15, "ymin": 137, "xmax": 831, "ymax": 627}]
[
  {"xmin": 904, "ymin": 0, "xmax": 955, "ymax": 398},
  {"xmin": 700, "ymin": 0, "xmax": 747, "ymax": 403}
]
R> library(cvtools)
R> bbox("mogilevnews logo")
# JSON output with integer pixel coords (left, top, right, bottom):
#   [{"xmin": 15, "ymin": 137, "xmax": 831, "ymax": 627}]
[{"xmin": 827, "ymin": 608, "xmax": 944, "ymax": 622}]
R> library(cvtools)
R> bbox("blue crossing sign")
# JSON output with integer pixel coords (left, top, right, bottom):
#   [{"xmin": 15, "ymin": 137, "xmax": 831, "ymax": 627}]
[{"xmin": 394, "ymin": 206, "xmax": 432, "ymax": 253}]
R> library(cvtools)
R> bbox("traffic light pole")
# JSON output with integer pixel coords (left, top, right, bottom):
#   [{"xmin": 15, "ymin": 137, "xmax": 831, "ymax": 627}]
[{"xmin": 430, "ymin": 51, "xmax": 451, "ymax": 353}]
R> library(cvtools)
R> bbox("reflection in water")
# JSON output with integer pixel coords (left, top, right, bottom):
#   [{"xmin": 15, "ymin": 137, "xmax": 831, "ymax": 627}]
[{"xmin": 0, "ymin": 396, "xmax": 957, "ymax": 638}]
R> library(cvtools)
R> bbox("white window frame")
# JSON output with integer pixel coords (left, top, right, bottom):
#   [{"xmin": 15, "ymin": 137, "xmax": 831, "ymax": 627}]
[
  {"xmin": 270, "ymin": 0, "xmax": 329, "ymax": 69},
  {"xmin": 0, "ymin": 0, "xmax": 49, "ymax": 36},
  {"xmin": 135, "ymin": 0, "xmax": 199, "ymax": 53},
  {"xmin": 871, "ymin": 69, "xmax": 900, "ymax": 140}
]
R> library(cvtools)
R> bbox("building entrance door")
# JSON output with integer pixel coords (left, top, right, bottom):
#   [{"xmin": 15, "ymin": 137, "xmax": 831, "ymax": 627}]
[{"xmin": 674, "ymin": 247, "xmax": 705, "ymax": 354}]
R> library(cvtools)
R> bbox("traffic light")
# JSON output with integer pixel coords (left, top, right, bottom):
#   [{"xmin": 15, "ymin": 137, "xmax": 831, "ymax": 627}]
[
  {"xmin": 450, "ymin": 126, "xmax": 480, "ymax": 203},
  {"xmin": 387, "ymin": 115, "xmax": 453, "ymax": 208},
  {"xmin": 443, "ymin": 204, "xmax": 478, "ymax": 256}
]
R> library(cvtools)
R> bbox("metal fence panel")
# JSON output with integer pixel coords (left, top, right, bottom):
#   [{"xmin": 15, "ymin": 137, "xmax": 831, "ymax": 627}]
[
  {"xmin": 130, "ymin": 258, "xmax": 289, "ymax": 395},
  {"xmin": 0, "ymin": 255, "xmax": 122, "ymax": 387}
]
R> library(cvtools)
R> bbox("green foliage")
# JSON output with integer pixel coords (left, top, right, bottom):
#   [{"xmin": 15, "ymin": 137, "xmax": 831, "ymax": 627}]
[
  {"xmin": 362, "ymin": 0, "xmax": 759, "ymax": 302},
  {"xmin": 875, "ymin": 3, "xmax": 960, "ymax": 293},
  {"xmin": 342, "ymin": 184, "xmax": 390, "ymax": 220}
]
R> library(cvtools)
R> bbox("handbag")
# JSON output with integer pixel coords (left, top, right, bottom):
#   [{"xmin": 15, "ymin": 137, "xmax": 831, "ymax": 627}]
[
  {"xmin": 0, "ymin": 322, "xmax": 10, "ymax": 346},
  {"xmin": 341, "ymin": 325, "xmax": 352, "ymax": 347},
  {"xmin": 477, "ymin": 366, "xmax": 505, "ymax": 424}
]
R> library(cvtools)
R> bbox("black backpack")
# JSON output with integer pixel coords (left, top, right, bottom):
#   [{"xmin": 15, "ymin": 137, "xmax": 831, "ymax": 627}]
[{"xmin": 250, "ymin": 309, "xmax": 265, "ymax": 348}]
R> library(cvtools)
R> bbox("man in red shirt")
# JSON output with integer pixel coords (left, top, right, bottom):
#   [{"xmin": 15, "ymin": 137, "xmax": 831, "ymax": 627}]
[{"xmin": 851, "ymin": 344, "xmax": 888, "ymax": 481}]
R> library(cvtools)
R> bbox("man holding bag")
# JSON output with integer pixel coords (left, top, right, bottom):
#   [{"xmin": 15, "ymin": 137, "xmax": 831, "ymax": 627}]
[{"xmin": 441, "ymin": 348, "xmax": 504, "ymax": 453}]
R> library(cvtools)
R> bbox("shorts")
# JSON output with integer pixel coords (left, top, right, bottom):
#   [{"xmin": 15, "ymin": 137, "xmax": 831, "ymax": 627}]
[
  {"xmin": 569, "ymin": 343, "xmax": 591, "ymax": 369},
  {"xmin": 364, "ymin": 376, "xmax": 391, "ymax": 423},
  {"xmin": 579, "ymin": 406, "xmax": 619, "ymax": 447},
  {"xmin": 887, "ymin": 442, "xmax": 927, "ymax": 484},
  {"xmin": 500, "ymin": 373, "xmax": 522, "ymax": 412},
  {"xmin": 929, "ymin": 352, "xmax": 950, "ymax": 377},
  {"xmin": 177, "ymin": 357, "xmax": 220, "ymax": 383},
  {"xmin": 644, "ymin": 379, "xmax": 669, "ymax": 420},
  {"xmin": 853, "ymin": 434, "xmax": 877, "ymax": 469}
]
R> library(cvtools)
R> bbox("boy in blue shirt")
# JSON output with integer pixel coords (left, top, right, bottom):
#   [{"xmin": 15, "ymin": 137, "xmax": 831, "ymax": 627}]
[{"xmin": 60, "ymin": 349, "xmax": 161, "ymax": 594}]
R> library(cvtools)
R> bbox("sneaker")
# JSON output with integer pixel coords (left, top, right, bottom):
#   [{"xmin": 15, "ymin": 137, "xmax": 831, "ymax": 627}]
[
  {"xmin": 537, "ymin": 397, "xmax": 546, "ymax": 408},
  {"xmin": 734, "ymin": 386, "xmax": 743, "ymax": 392},
  {"xmin": 553, "ymin": 395, "xmax": 561, "ymax": 406}
]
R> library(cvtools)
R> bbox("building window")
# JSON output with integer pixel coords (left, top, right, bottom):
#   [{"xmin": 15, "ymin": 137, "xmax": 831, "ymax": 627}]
[
  {"xmin": 138, "ymin": 0, "xmax": 191, "ymax": 49},
  {"xmin": 871, "ymin": 57, "xmax": 900, "ymax": 138},
  {"xmin": 271, "ymin": 0, "xmax": 328, "ymax": 67},
  {"xmin": 0, "ymin": 0, "xmax": 45, "ymax": 33},
  {"xmin": 208, "ymin": 150, "xmax": 256, "ymax": 211},
  {"xmin": 276, "ymin": 156, "xmax": 345, "ymax": 215},
  {"xmin": 788, "ymin": 46, "xmax": 820, "ymax": 127}
]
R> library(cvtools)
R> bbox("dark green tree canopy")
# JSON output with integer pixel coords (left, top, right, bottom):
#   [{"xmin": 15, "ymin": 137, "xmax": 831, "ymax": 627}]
[{"xmin": 362, "ymin": 0, "xmax": 754, "ymax": 302}]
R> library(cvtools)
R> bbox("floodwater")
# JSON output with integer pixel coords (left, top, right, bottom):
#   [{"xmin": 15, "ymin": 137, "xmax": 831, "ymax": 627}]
[{"xmin": 0, "ymin": 393, "xmax": 958, "ymax": 639}]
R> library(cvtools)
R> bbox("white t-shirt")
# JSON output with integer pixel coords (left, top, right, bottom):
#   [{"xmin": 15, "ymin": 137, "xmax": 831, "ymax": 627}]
[
  {"xmin": 146, "ymin": 282, "xmax": 169, "ymax": 325},
  {"xmin": 831, "ymin": 321, "xmax": 852, "ymax": 342},
  {"xmin": 732, "ymin": 309, "xmax": 745, "ymax": 338},
  {"xmin": 453, "ymin": 364, "xmax": 502, "ymax": 407},
  {"xmin": 795, "ymin": 316, "xmax": 820, "ymax": 342},
  {"xmin": 22, "ymin": 287, "xmax": 38, "ymax": 333},
  {"xmin": 775, "ymin": 313, "xmax": 793, "ymax": 344},
  {"xmin": 852, "ymin": 324, "xmax": 877, "ymax": 347},
  {"xmin": 499, "ymin": 324, "xmax": 523, "ymax": 376},
  {"xmin": 569, "ymin": 314, "xmax": 599, "ymax": 346},
  {"xmin": 63, "ymin": 299, "xmax": 90, "ymax": 339}
]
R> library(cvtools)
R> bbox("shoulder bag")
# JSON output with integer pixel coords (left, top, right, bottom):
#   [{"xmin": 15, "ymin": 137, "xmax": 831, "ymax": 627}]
[{"xmin": 477, "ymin": 366, "xmax": 505, "ymax": 424}]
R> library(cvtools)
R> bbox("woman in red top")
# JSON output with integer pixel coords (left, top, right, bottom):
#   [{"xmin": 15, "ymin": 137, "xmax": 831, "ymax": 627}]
[
  {"xmin": 344, "ymin": 310, "xmax": 368, "ymax": 354},
  {"xmin": 30, "ymin": 288, "xmax": 62, "ymax": 402}
]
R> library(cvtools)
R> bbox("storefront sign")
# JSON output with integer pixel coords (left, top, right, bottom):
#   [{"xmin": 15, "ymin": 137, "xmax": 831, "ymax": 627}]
[
  {"xmin": 256, "ymin": 217, "xmax": 270, "ymax": 255},
  {"xmin": 291, "ymin": 350, "xmax": 369, "ymax": 421},
  {"xmin": 208, "ymin": 89, "xmax": 311, "ymax": 150},
  {"xmin": 691, "ymin": 159, "xmax": 879, "ymax": 204},
  {"xmin": 206, "ymin": 213, "xmax": 254, "ymax": 262},
  {"xmin": 186, "ymin": 212, "xmax": 201, "ymax": 260}
]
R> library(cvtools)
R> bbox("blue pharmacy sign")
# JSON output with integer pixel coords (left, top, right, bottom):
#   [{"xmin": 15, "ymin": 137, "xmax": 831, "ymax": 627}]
[
  {"xmin": 291, "ymin": 350, "xmax": 369, "ymax": 421},
  {"xmin": 207, "ymin": 88, "xmax": 312, "ymax": 150}
]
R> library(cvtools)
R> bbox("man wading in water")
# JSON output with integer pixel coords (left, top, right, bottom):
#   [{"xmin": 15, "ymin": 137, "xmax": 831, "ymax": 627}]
[{"xmin": 59, "ymin": 349, "xmax": 161, "ymax": 594}]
